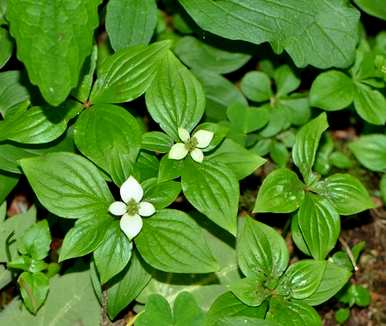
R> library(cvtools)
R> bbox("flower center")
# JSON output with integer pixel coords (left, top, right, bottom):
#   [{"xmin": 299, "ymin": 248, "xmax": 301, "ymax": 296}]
[
  {"xmin": 184, "ymin": 137, "xmax": 198, "ymax": 152},
  {"xmin": 127, "ymin": 199, "xmax": 139, "ymax": 215}
]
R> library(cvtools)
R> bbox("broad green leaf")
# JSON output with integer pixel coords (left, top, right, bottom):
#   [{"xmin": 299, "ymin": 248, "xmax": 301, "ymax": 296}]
[
  {"xmin": 192, "ymin": 69, "xmax": 247, "ymax": 121},
  {"xmin": 0, "ymin": 106, "xmax": 67, "ymax": 144},
  {"xmin": 335, "ymin": 308, "xmax": 350, "ymax": 324},
  {"xmin": 0, "ymin": 0, "xmax": 5, "ymax": 25},
  {"xmin": 146, "ymin": 50, "xmax": 205, "ymax": 139},
  {"xmin": 226, "ymin": 103, "xmax": 269, "ymax": 134},
  {"xmin": 208, "ymin": 139, "xmax": 266, "ymax": 180},
  {"xmin": 329, "ymin": 151, "xmax": 353, "ymax": 169},
  {"xmin": 158, "ymin": 155, "xmax": 185, "ymax": 182},
  {"xmin": 142, "ymin": 178, "xmax": 181, "ymax": 210},
  {"xmin": 229, "ymin": 274, "xmax": 268, "ymax": 307},
  {"xmin": 142, "ymin": 132, "xmax": 174, "ymax": 153},
  {"xmin": 175, "ymin": 36, "xmax": 251, "ymax": 74},
  {"xmin": 20, "ymin": 152, "xmax": 113, "ymax": 219},
  {"xmin": 206, "ymin": 292, "xmax": 268, "ymax": 326},
  {"xmin": 173, "ymin": 292, "xmax": 206, "ymax": 326},
  {"xmin": 317, "ymin": 173, "xmax": 374, "ymax": 215},
  {"xmin": 349, "ymin": 134, "xmax": 386, "ymax": 172},
  {"xmin": 266, "ymin": 297, "xmax": 321, "ymax": 326},
  {"xmin": 93, "ymin": 221, "xmax": 132, "ymax": 284},
  {"xmin": 136, "ymin": 209, "xmax": 218, "ymax": 273},
  {"xmin": 74, "ymin": 104, "xmax": 142, "ymax": 185},
  {"xmin": 178, "ymin": 0, "xmax": 359, "ymax": 68},
  {"xmin": 297, "ymin": 193, "xmax": 340, "ymax": 260},
  {"xmin": 90, "ymin": 41, "xmax": 171, "ymax": 104},
  {"xmin": 106, "ymin": 0, "xmax": 157, "ymax": 51},
  {"xmin": 18, "ymin": 271, "xmax": 49, "ymax": 314},
  {"xmin": 310, "ymin": 71, "xmax": 354, "ymax": 111},
  {"xmin": 253, "ymin": 168, "xmax": 304, "ymax": 213},
  {"xmin": 337, "ymin": 284, "xmax": 371, "ymax": 307},
  {"xmin": 7, "ymin": 0, "xmax": 101, "ymax": 105},
  {"xmin": 240, "ymin": 71, "xmax": 272, "ymax": 102},
  {"xmin": 0, "ymin": 268, "xmax": 100, "ymax": 325},
  {"xmin": 136, "ymin": 294, "xmax": 173, "ymax": 326},
  {"xmin": 280, "ymin": 96, "xmax": 310, "ymax": 126},
  {"xmin": 59, "ymin": 214, "xmax": 112, "ymax": 262},
  {"xmin": 107, "ymin": 251, "xmax": 151, "ymax": 319},
  {"xmin": 237, "ymin": 218, "xmax": 288, "ymax": 278},
  {"xmin": 0, "ymin": 27, "xmax": 12, "ymax": 68},
  {"xmin": 292, "ymin": 113, "xmax": 328, "ymax": 182},
  {"xmin": 133, "ymin": 151, "xmax": 160, "ymax": 181},
  {"xmin": 291, "ymin": 213, "xmax": 311, "ymax": 256},
  {"xmin": 303, "ymin": 262, "xmax": 351, "ymax": 306},
  {"xmin": 18, "ymin": 220, "xmax": 51, "ymax": 260},
  {"xmin": 0, "ymin": 172, "xmax": 18, "ymax": 203},
  {"xmin": 278, "ymin": 260, "xmax": 326, "ymax": 300},
  {"xmin": 0, "ymin": 206, "xmax": 36, "ymax": 262},
  {"xmin": 0, "ymin": 71, "xmax": 29, "ymax": 117},
  {"xmin": 274, "ymin": 65, "xmax": 300, "ymax": 97},
  {"xmin": 353, "ymin": 83, "xmax": 386, "ymax": 125},
  {"xmin": 181, "ymin": 159, "xmax": 239, "ymax": 235},
  {"xmin": 353, "ymin": 0, "xmax": 386, "ymax": 20},
  {"xmin": 270, "ymin": 141, "xmax": 289, "ymax": 167}
]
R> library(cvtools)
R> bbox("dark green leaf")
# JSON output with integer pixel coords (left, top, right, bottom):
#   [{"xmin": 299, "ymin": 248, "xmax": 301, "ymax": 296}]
[
  {"xmin": 18, "ymin": 271, "xmax": 49, "ymax": 314},
  {"xmin": 142, "ymin": 178, "xmax": 181, "ymax": 209},
  {"xmin": 0, "ymin": 27, "xmax": 12, "ymax": 68},
  {"xmin": 0, "ymin": 172, "xmax": 18, "ymax": 203},
  {"xmin": 0, "ymin": 71, "xmax": 29, "ymax": 117},
  {"xmin": 240, "ymin": 71, "xmax": 272, "ymax": 102},
  {"xmin": 353, "ymin": 0, "xmax": 386, "ymax": 20},
  {"xmin": 142, "ymin": 132, "xmax": 174, "ymax": 153},
  {"xmin": 226, "ymin": 103, "xmax": 269, "ymax": 134}
]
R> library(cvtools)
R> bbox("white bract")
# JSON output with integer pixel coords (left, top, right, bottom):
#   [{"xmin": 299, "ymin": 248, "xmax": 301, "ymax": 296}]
[
  {"xmin": 108, "ymin": 176, "xmax": 155, "ymax": 240},
  {"xmin": 169, "ymin": 128, "xmax": 214, "ymax": 163}
]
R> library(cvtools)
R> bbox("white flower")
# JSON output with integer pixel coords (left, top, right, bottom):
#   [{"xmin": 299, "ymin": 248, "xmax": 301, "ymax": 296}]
[
  {"xmin": 108, "ymin": 176, "xmax": 155, "ymax": 240},
  {"xmin": 168, "ymin": 128, "xmax": 214, "ymax": 163}
]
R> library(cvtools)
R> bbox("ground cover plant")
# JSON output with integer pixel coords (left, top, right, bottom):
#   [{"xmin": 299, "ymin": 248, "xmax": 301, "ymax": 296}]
[{"xmin": 0, "ymin": 0, "xmax": 385, "ymax": 325}]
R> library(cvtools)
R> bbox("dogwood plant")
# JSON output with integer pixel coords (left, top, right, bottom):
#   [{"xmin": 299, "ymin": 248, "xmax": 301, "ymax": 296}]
[
  {"xmin": 169, "ymin": 128, "xmax": 214, "ymax": 163},
  {"xmin": 108, "ymin": 176, "xmax": 155, "ymax": 240}
]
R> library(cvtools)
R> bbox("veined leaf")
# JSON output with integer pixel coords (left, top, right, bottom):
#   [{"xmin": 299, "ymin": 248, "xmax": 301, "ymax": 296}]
[
  {"xmin": 7, "ymin": 0, "xmax": 101, "ymax": 105},
  {"xmin": 0, "ymin": 71, "xmax": 29, "ymax": 118}
]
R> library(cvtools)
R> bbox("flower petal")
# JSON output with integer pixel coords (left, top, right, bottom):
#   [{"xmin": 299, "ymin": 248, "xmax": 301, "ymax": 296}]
[
  {"xmin": 120, "ymin": 213, "xmax": 143, "ymax": 240},
  {"xmin": 178, "ymin": 127, "xmax": 190, "ymax": 143},
  {"xmin": 138, "ymin": 201, "xmax": 156, "ymax": 217},
  {"xmin": 168, "ymin": 143, "xmax": 188, "ymax": 160},
  {"xmin": 120, "ymin": 176, "xmax": 143, "ymax": 203},
  {"xmin": 190, "ymin": 148, "xmax": 204, "ymax": 163},
  {"xmin": 108, "ymin": 201, "xmax": 127, "ymax": 216},
  {"xmin": 193, "ymin": 130, "xmax": 214, "ymax": 148}
]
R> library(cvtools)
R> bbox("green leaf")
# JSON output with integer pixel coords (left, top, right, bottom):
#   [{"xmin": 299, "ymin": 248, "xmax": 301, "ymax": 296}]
[
  {"xmin": 270, "ymin": 141, "xmax": 290, "ymax": 167},
  {"xmin": 158, "ymin": 155, "xmax": 185, "ymax": 182},
  {"xmin": 0, "ymin": 206, "xmax": 36, "ymax": 262},
  {"xmin": 240, "ymin": 71, "xmax": 272, "ymax": 102},
  {"xmin": 106, "ymin": 0, "xmax": 157, "ymax": 51},
  {"xmin": 175, "ymin": 36, "xmax": 251, "ymax": 74},
  {"xmin": 335, "ymin": 308, "xmax": 350, "ymax": 324},
  {"xmin": 192, "ymin": 69, "xmax": 247, "ymax": 122},
  {"xmin": 206, "ymin": 292, "xmax": 268, "ymax": 326},
  {"xmin": 93, "ymin": 221, "xmax": 132, "ymax": 284},
  {"xmin": 0, "ymin": 265, "xmax": 12, "ymax": 291},
  {"xmin": 90, "ymin": 41, "xmax": 171, "ymax": 104},
  {"xmin": 226, "ymin": 103, "xmax": 269, "ymax": 134},
  {"xmin": 0, "ymin": 106, "xmax": 67, "ymax": 144},
  {"xmin": 0, "ymin": 27, "xmax": 13, "ymax": 68},
  {"xmin": 136, "ymin": 294, "xmax": 173, "ymax": 326},
  {"xmin": 302, "ymin": 262, "xmax": 351, "ymax": 306},
  {"xmin": 292, "ymin": 113, "xmax": 328, "ymax": 182},
  {"xmin": 178, "ymin": 0, "xmax": 359, "ymax": 69},
  {"xmin": 381, "ymin": 174, "xmax": 386, "ymax": 205},
  {"xmin": 353, "ymin": 83, "xmax": 386, "ymax": 125},
  {"xmin": 291, "ymin": 213, "xmax": 311, "ymax": 257},
  {"xmin": 142, "ymin": 178, "xmax": 181, "ymax": 210},
  {"xmin": 278, "ymin": 260, "xmax": 326, "ymax": 300},
  {"xmin": 172, "ymin": 292, "xmax": 206, "ymax": 326},
  {"xmin": 349, "ymin": 134, "xmax": 386, "ymax": 172},
  {"xmin": 18, "ymin": 271, "xmax": 49, "ymax": 314},
  {"xmin": 142, "ymin": 132, "xmax": 174, "ymax": 153},
  {"xmin": 266, "ymin": 297, "xmax": 321, "ymax": 326},
  {"xmin": 310, "ymin": 71, "xmax": 354, "ymax": 111},
  {"xmin": 337, "ymin": 284, "xmax": 371, "ymax": 307},
  {"xmin": 134, "ymin": 151, "xmax": 160, "ymax": 181},
  {"xmin": 74, "ymin": 104, "xmax": 142, "ymax": 185},
  {"xmin": 207, "ymin": 139, "xmax": 266, "ymax": 180},
  {"xmin": 237, "ymin": 218, "xmax": 288, "ymax": 278},
  {"xmin": 0, "ymin": 71, "xmax": 29, "ymax": 118},
  {"xmin": 146, "ymin": 50, "xmax": 205, "ymax": 139},
  {"xmin": 353, "ymin": 0, "xmax": 386, "ymax": 20},
  {"xmin": 7, "ymin": 0, "xmax": 101, "ymax": 105},
  {"xmin": 0, "ymin": 269, "xmax": 101, "ymax": 326},
  {"xmin": 20, "ymin": 152, "xmax": 113, "ymax": 219},
  {"xmin": 59, "ymin": 214, "xmax": 112, "ymax": 262},
  {"xmin": 0, "ymin": 172, "xmax": 18, "ymax": 203},
  {"xmin": 181, "ymin": 159, "xmax": 239, "ymax": 235},
  {"xmin": 229, "ymin": 274, "xmax": 268, "ymax": 307},
  {"xmin": 317, "ymin": 173, "xmax": 374, "ymax": 215},
  {"xmin": 18, "ymin": 220, "xmax": 51, "ymax": 260},
  {"xmin": 253, "ymin": 168, "xmax": 304, "ymax": 213},
  {"xmin": 297, "ymin": 193, "xmax": 340, "ymax": 260},
  {"xmin": 135, "ymin": 209, "xmax": 218, "ymax": 273},
  {"xmin": 107, "ymin": 251, "xmax": 151, "ymax": 319},
  {"xmin": 329, "ymin": 151, "xmax": 353, "ymax": 169},
  {"xmin": 274, "ymin": 65, "xmax": 300, "ymax": 97}
]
